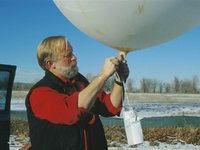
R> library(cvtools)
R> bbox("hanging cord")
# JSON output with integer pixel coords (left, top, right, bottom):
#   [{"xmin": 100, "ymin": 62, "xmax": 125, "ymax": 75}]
[
  {"xmin": 116, "ymin": 52, "xmax": 138, "ymax": 121},
  {"xmin": 122, "ymin": 81, "xmax": 138, "ymax": 121},
  {"xmin": 115, "ymin": 63, "xmax": 132, "ymax": 109},
  {"xmin": 122, "ymin": 81, "xmax": 131, "ymax": 108},
  {"xmin": 115, "ymin": 71, "xmax": 137, "ymax": 120}
]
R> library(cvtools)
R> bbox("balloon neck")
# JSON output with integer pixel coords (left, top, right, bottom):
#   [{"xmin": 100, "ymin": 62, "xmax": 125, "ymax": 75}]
[{"xmin": 118, "ymin": 51, "xmax": 128, "ymax": 60}]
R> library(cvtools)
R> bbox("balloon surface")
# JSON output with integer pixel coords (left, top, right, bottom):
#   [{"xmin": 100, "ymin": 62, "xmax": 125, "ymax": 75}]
[{"xmin": 53, "ymin": 0, "xmax": 200, "ymax": 53}]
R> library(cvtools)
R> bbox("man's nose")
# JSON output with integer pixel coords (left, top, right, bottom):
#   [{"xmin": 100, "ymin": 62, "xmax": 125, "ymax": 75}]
[{"xmin": 71, "ymin": 54, "xmax": 77, "ymax": 61}]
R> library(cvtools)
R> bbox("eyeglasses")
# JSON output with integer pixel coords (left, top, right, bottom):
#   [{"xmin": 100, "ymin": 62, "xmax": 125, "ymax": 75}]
[
  {"xmin": 63, "ymin": 51, "xmax": 73, "ymax": 58},
  {"xmin": 63, "ymin": 51, "xmax": 77, "ymax": 61}
]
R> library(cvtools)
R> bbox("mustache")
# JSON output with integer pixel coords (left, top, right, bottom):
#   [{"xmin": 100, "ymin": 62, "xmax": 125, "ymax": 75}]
[{"xmin": 70, "ymin": 61, "xmax": 77, "ymax": 66}]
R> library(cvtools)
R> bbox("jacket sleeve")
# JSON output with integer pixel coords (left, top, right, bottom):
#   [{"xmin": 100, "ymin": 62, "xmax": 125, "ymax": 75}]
[
  {"xmin": 96, "ymin": 91, "xmax": 122, "ymax": 117},
  {"xmin": 29, "ymin": 87, "xmax": 90, "ymax": 125}
]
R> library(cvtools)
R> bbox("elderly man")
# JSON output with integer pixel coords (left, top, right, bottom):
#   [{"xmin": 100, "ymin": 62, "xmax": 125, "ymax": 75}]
[{"xmin": 25, "ymin": 36, "xmax": 129, "ymax": 150}]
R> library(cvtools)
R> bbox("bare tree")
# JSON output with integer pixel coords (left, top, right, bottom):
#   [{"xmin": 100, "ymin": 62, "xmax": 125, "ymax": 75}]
[
  {"xmin": 171, "ymin": 76, "xmax": 181, "ymax": 93},
  {"xmin": 158, "ymin": 80, "xmax": 163, "ymax": 93},
  {"xmin": 152, "ymin": 79, "xmax": 157, "ymax": 93},
  {"xmin": 163, "ymin": 82, "xmax": 170, "ymax": 93},
  {"xmin": 191, "ymin": 75, "xmax": 199, "ymax": 93},
  {"xmin": 140, "ymin": 78, "xmax": 152, "ymax": 93},
  {"xmin": 180, "ymin": 79, "xmax": 192, "ymax": 93},
  {"xmin": 126, "ymin": 78, "xmax": 134, "ymax": 93},
  {"xmin": 84, "ymin": 73, "xmax": 94, "ymax": 82}
]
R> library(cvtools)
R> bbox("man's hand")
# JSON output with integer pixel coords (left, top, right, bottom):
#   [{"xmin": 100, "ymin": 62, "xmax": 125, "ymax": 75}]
[
  {"xmin": 19, "ymin": 143, "xmax": 32, "ymax": 150},
  {"xmin": 116, "ymin": 60, "xmax": 129, "ymax": 83},
  {"xmin": 100, "ymin": 57, "xmax": 120, "ymax": 79}
]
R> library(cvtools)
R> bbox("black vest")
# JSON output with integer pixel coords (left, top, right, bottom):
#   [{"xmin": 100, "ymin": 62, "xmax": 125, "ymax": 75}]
[{"xmin": 26, "ymin": 71, "xmax": 108, "ymax": 150}]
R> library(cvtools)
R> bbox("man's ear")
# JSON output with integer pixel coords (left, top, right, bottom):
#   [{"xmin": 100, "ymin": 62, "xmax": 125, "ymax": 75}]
[
  {"xmin": 46, "ymin": 59, "xmax": 55, "ymax": 69},
  {"xmin": 52, "ymin": 62, "xmax": 56, "ymax": 69}
]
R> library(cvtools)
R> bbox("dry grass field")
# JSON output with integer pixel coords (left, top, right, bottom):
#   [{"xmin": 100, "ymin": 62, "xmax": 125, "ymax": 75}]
[
  {"xmin": 12, "ymin": 91, "xmax": 200, "ymax": 103},
  {"xmin": 124, "ymin": 93, "xmax": 200, "ymax": 103}
]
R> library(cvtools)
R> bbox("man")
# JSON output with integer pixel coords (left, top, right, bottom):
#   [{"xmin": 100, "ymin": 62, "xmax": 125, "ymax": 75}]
[{"xmin": 25, "ymin": 36, "xmax": 129, "ymax": 150}]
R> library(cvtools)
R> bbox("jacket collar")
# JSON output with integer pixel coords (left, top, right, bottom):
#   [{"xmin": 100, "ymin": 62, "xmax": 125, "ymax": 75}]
[{"xmin": 45, "ymin": 70, "xmax": 77, "ymax": 85}]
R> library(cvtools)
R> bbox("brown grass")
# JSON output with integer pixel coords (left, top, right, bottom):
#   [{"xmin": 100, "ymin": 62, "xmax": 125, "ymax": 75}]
[{"xmin": 11, "ymin": 120, "xmax": 200, "ymax": 146}]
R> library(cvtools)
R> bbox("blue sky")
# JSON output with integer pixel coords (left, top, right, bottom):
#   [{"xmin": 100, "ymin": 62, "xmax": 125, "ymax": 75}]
[{"xmin": 1, "ymin": 0, "xmax": 200, "ymax": 87}]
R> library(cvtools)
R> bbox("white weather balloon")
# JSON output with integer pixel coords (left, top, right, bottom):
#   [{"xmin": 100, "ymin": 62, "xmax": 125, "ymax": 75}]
[{"xmin": 53, "ymin": 0, "xmax": 200, "ymax": 54}]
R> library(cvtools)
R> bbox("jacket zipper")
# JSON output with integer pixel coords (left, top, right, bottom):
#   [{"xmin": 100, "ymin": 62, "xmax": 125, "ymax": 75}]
[{"xmin": 84, "ymin": 129, "xmax": 88, "ymax": 150}]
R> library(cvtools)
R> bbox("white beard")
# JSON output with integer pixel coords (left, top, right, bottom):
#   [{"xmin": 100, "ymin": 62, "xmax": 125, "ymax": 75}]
[{"xmin": 55, "ymin": 63, "xmax": 78, "ymax": 79}]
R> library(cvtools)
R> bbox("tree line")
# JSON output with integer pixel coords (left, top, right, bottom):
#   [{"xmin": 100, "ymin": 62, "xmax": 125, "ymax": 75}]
[
  {"xmin": 12, "ymin": 74, "xmax": 200, "ymax": 94},
  {"xmin": 13, "ymin": 82, "xmax": 34, "ymax": 91},
  {"xmin": 85, "ymin": 73, "xmax": 200, "ymax": 94},
  {"xmin": 138, "ymin": 75, "xmax": 199, "ymax": 94}
]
